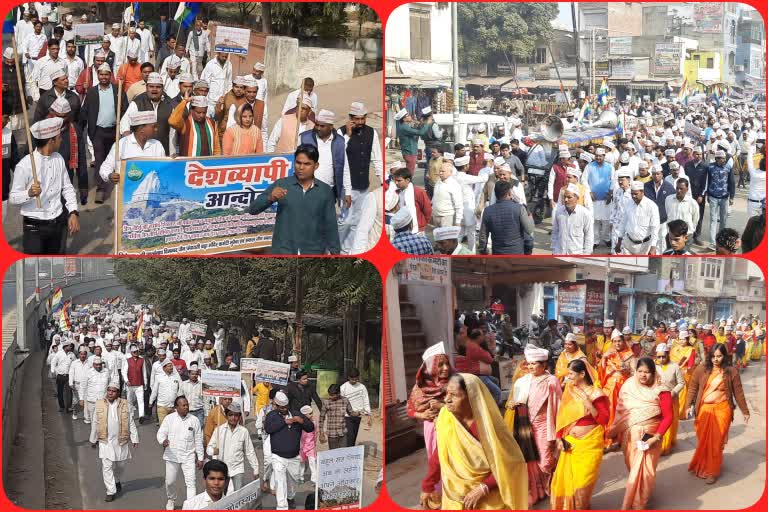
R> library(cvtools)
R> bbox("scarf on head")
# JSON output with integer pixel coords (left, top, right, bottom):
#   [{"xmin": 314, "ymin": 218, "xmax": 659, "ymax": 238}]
[
  {"xmin": 407, "ymin": 354, "xmax": 451, "ymax": 414},
  {"xmin": 48, "ymin": 112, "xmax": 78, "ymax": 169}
]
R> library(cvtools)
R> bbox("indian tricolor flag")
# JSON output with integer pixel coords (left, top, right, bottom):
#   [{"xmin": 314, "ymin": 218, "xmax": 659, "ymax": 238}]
[
  {"xmin": 174, "ymin": 3, "xmax": 201, "ymax": 29},
  {"xmin": 59, "ymin": 303, "xmax": 71, "ymax": 331},
  {"xmin": 135, "ymin": 313, "xmax": 144, "ymax": 341}
]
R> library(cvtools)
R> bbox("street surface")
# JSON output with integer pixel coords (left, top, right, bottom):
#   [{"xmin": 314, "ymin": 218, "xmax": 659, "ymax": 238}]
[
  {"xmin": 3, "ymin": 283, "xmax": 382, "ymax": 510},
  {"xmin": 2, "ymin": 72, "xmax": 383, "ymax": 254},
  {"xmin": 386, "ymin": 360, "xmax": 765, "ymax": 510}
]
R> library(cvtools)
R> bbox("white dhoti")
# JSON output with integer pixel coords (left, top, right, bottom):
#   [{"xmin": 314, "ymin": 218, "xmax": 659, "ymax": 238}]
[
  {"xmin": 126, "ymin": 385, "xmax": 145, "ymax": 418},
  {"xmin": 102, "ymin": 458, "xmax": 127, "ymax": 495},
  {"xmin": 165, "ymin": 459, "xmax": 197, "ymax": 503},
  {"xmin": 262, "ymin": 436, "xmax": 275, "ymax": 488},
  {"xmin": 593, "ymin": 200, "xmax": 612, "ymax": 243},
  {"xmin": 272, "ymin": 454, "xmax": 301, "ymax": 510},
  {"xmin": 85, "ymin": 400, "xmax": 96, "ymax": 423},
  {"xmin": 621, "ymin": 235, "xmax": 653, "ymax": 255},
  {"xmin": 338, "ymin": 189, "xmax": 368, "ymax": 253}
]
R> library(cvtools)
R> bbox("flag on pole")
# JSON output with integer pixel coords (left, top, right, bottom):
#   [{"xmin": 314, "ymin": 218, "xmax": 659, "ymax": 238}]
[
  {"xmin": 3, "ymin": 9, "xmax": 15, "ymax": 33},
  {"xmin": 174, "ymin": 3, "xmax": 201, "ymax": 29},
  {"xmin": 597, "ymin": 79, "xmax": 609, "ymax": 106},
  {"xmin": 678, "ymin": 79, "xmax": 688, "ymax": 102},
  {"xmin": 578, "ymin": 99, "xmax": 592, "ymax": 123},
  {"xmin": 135, "ymin": 313, "xmax": 144, "ymax": 341},
  {"xmin": 132, "ymin": 3, "xmax": 140, "ymax": 22},
  {"xmin": 51, "ymin": 287, "xmax": 63, "ymax": 312},
  {"xmin": 110, "ymin": 296, "xmax": 121, "ymax": 306},
  {"xmin": 59, "ymin": 303, "xmax": 71, "ymax": 331},
  {"xmin": 617, "ymin": 111, "xmax": 625, "ymax": 135}
]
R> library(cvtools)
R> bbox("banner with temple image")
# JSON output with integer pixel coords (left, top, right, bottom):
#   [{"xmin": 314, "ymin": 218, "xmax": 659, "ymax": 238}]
[{"xmin": 115, "ymin": 154, "xmax": 294, "ymax": 255}]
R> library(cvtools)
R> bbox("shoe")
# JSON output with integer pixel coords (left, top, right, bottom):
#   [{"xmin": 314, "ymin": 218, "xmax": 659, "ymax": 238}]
[
  {"xmin": 166, "ymin": 499, "xmax": 175, "ymax": 510},
  {"xmin": 105, "ymin": 495, "xmax": 115, "ymax": 502},
  {"xmin": 287, "ymin": 498, "xmax": 296, "ymax": 509},
  {"xmin": 80, "ymin": 192, "xmax": 88, "ymax": 205},
  {"xmin": 116, "ymin": 482, "xmax": 122, "ymax": 493},
  {"xmin": 693, "ymin": 237, "xmax": 702, "ymax": 246},
  {"xmin": 139, "ymin": 417, "xmax": 145, "ymax": 424},
  {"xmin": 705, "ymin": 477, "xmax": 717, "ymax": 485},
  {"xmin": 84, "ymin": 420, "xmax": 91, "ymax": 424},
  {"xmin": 72, "ymin": 413, "xmax": 77, "ymax": 420}
]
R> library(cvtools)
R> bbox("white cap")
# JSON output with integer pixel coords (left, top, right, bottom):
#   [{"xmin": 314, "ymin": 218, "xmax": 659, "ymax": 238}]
[
  {"xmin": 394, "ymin": 108, "xmax": 409, "ymax": 121},
  {"xmin": 130, "ymin": 110, "xmax": 157, "ymax": 126},
  {"xmin": 638, "ymin": 161, "xmax": 649, "ymax": 169},
  {"xmin": 646, "ymin": 329, "xmax": 655, "ymax": 336},
  {"xmin": 130, "ymin": 345, "xmax": 138, "ymax": 352},
  {"xmin": 714, "ymin": 150, "xmax": 726, "ymax": 158},
  {"xmin": 194, "ymin": 79, "xmax": 209, "ymax": 90},
  {"xmin": 483, "ymin": 153, "xmax": 494, "ymax": 160},
  {"xmin": 617, "ymin": 169, "xmax": 632, "ymax": 179},
  {"xmin": 493, "ymin": 156, "xmax": 505, "ymax": 166},
  {"xmin": 630, "ymin": 181, "xmax": 645, "ymax": 191},
  {"xmin": 566, "ymin": 167, "xmax": 582, "ymax": 178},
  {"xmin": 604, "ymin": 140, "xmax": 615, "ymax": 149},
  {"xmin": 50, "ymin": 66, "xmax": 66, "ymax": 81},
  {"xmin": 350, "ymin": 102, "xmax": 367, "ymax": 116},
  {"xmin": 665, "ymin": 149, "xmax": 676, "ymax": 156},
  {"xmin": 97, "ymin": 62, "xmax": 112, "ymax": 73},
  {"xmin": 300, "ymin": 405, "xmax": 313, "ymax": 415},
  {"xmin": 580, "ymin": 152, "xmax": 594, "ymax": 163},
  {"xmin": 604, "ymin": 319, "xmax": 614, "ymax": 327},
  {"xmin": 112, "ymin": 23, "xmax": 121, "ymax": 29},
  {"xmin": 421, "ymin": 106, "xmax": 432, "ymax": 116},
  {"xmin": 288, "ymin": 355, "xmax": 298, "ymax": 362},
  {"xmin": 146, "ymin": 72, "xmax": 163, "ymax": 85},
  {"xmin": 127, "ymin": 47, "xmax": 139, "ymax": 59},
  {"xmin": 92, "ymin": 356, "xmax": 103, "ymax": 364},
  {"xmin": 595, "ymin": 148, "xmax": 605, "ymax": 156},
  {"xmin": 443, "ymin": 153, "xmax": 456, "ymax": 161},
  {"xmin": 559, "ymin": 150, "xmax": 571, "ymax": 159},
  {"xmin": 669, "ymin": 161, "xmax": 680, "ymax": 170},
  {"xmin": 387, "ymin": 160, "xmax": 403, "ymax": 171},
  {"xmin": 620, "ymin": 152, "xmax": 630, "ymax": 163},
  {"xmin": 107, "ymin": 379, "xmax": 121, "ymax": 390},
  {"xmin": 454, "ymin": 155, "xmax": 470, "ymax": 167},
  {"xmin": 166, "ymin": 56, "xmax": 182, "ymax": 70},
  {"xmin": 656, "ymin": 343, "xmax": 668, "ymax": 354},
  {"xmin": 433, "ymin": 226, "xmax": 461, "ymax": 241},
  {"xmin": 190, "ymin": 96, "xmax": 208, "ymax": 108},
  {"xmin": 51, "ymin": 97, "xmax": 71, "ymax": 115},
  {"xmin": 233, "ymin": 75, "xmax": 246, "ymax": 86},
  {"xmin": 565, "ymin": 333, "xmax": 577, "ymax": 342},
  {"xmin": 564, "ymin": 183, "xmax": 581, "ymax": 196},
  {"xmin": 611, "ymin": 329, "xmax": 622, "ymax": 340},
  {"xmin": 30, "ymin": 118, "xmax": 63, "ymax": 139},
  {"xmin": 178, "ymin": 72, "xmax": 195, "ymax": 84},
  {"xmin": 679, "ymin": 330, "xmax": 689, "ymax": 339},
  {"xmin": 275, "ymin": 392, "xmax": 289, "ymax": 406},
  {"xmin": 242, "ymin": 76, "xmax": 258, "ymax": 88},
  {"xmin": 316, "ymin": 109, "xmax": 336, "ymax": 124},
  {"xmin": 391, "ymin": 208, "xmax": 413, "ymax": 230},
  {"xmin": 102, "ymin": 35, "xmax": 111, "ymax": 43},
  {"xmin": 253, "ymin": 62, "xmax": 266, "ymax": 71},
  {"xmin": 3, "ymin": 48, "xmax": 13, "ymax": 60},
  {"xmin": 622, "ymin": 326, "xmax": 632, "ymax": 334}
]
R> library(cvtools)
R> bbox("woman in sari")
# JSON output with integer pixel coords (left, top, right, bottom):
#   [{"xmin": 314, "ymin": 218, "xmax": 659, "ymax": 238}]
[
  {"xmin": 685, "ymin": 343, "xmax": 750, "ymax": 484},
  {"xmin": 407, "ymin": 352, "xmax": 452, "ymax": 460},
  {"xmin": 222, "ymin": 103, "xmax": 264, "ymax": 156},
  {"xmin": 654, "ymin": 343, "xmax": 685, "ymax": 455},
  {"xmin": 420, "ymin": 373, "xmax": 528, "ymax": 510},
  {"xmin": 554, "ymin": 333, "xmax": 599, "ymax": 388},
  {"xmin": 502, "ymin": 358, "xmax": 531, "ymax": 430},
  {"xmin": 505, "ymin": 344, "xmax": 562, "ymax": 506},
  {"xmin": 607, "ymin": 357, "xmax": 674, "ymax": 510},
  {"xmin": 741, "ymin": 325, "xmax": 754, "ymax": 367},
  {"xmin": 550, "ymin": 359, "xmax": 609, "ymax": 509},
  {"xmin": 669, "ymin": 330, "xmax": 698, "ymax": 419},
  {"xmin": 599, "ymin": 330, "xmax": 637, "ymax": 451},
  {"xmin": 654, "ymin": 323, "xmax": 669, "ymax": 346}
]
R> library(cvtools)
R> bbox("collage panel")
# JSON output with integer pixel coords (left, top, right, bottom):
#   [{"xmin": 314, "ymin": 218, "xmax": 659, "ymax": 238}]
[
  {"xmin": 2, "ymin": 257, "xmax": 383, "ymax": 510},
  {"xmin": 2, "ymin": 2, "xmax": 383, "ymax": 256},
  {"xmin": 384, "ymin": 2, "xmax": 765, "ymax": 257},
  {"xmin": 384, "ymin": 256, "xmax": 765, "ymax": 510}
]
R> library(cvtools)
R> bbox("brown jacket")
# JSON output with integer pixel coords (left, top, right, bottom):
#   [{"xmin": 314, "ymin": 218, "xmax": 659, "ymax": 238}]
[
  {"xmin": 683, "ymin": 364, "xmax": 749, "ymax": 419},
  {"xmin": 95, "ymin": 398, "xmax": 131, "ymax": 445}
]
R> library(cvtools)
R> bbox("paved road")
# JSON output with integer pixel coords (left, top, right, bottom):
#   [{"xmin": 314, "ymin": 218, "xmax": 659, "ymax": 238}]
[
  {"xmin": 4, "ymin": 283, "xmax": 382, "ymax": 509},
  {"xmin": 386, "ymin": 359, "xmax": 765, "ymax": 510},
  {"xmin": 2, "ymin": 72, "xmax": 383, "ymax": 255}
]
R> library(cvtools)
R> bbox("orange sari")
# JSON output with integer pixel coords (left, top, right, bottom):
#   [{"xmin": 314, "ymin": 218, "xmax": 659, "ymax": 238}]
[
  {"xmin": 599, "ymin": 348, "xmax": 634, "ymax": 447},
  {"xmin": 554, "ymin": 349, "xmax": 599, "ymax": 387},
  {"xmin": 611, "ymin": 377, "xmax": 665, "ymax": 510},
  {"xmin": 688, "ymin": 370, "xmax": 731, "ymax": 480}
]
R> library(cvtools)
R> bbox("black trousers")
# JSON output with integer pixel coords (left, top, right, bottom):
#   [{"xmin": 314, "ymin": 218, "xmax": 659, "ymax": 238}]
[
  {"xmin": 694, "ymin": 198, "xmax": 706, "ymax": 237},
  {"xmin": 56, "ymin": 374, "xmax": 72, "ymax": 411},
  {"xmin": 345, "ymin": 416, "xmax": 362, "ymax": 447},
  {"xmin": 143, "ymin": 384, "xmax": 152, "ymax": 418},
  {"xmin": 22, "ymin": 214, "xmax": 68, "ymax": 255},
  {"xmin": 92, "ymin": 126, "xmax": 115, "ymax": 192},
  {"xmin": 66, "ymin": 165, "xmax": 89, "ymax": 192}
]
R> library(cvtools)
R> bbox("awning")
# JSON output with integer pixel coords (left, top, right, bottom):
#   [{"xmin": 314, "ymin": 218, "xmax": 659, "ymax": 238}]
[
  {"xmin": 452, "ymin": 258, "xmax": 578, "ymax": 285},
  {"xmin": 463, "ymin": 76, "xmax": 516, "ymax": 88},
  {"xmin": 386, "ymin": 75, "xmax": 452, "ymax": 88},
  {"xmin": 501, "ymin": 79, "xmax": 577, "ymax": 92},
  {"xmin": 629, "ymin": 82, "xmax": 667, "ymax": 90},
  {"xmin": 608, "ymin": 79, "xmax": 632, "ymax": 86}
]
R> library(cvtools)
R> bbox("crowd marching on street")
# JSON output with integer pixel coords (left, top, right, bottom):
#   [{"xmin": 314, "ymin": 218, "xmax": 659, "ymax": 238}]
[
  {"xmin": 409, "ymin": 306, "xmax": 763, "ymax": 510},
  {"xmin": 386, "ymin": 93, "xmax": 766, "ymax": 256},
  {"xmin": 42, "ymin": 295, "xmax": 374, "ymax": 510},
  {"xmin": 2, "ymin": 3, "xmax": 383, "ymax": 256}
]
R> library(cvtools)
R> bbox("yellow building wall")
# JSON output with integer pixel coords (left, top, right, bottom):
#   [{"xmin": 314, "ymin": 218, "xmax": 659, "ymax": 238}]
[{"xmin": 684, "ymin": 51, "xmax": 724, "ymax": 92}]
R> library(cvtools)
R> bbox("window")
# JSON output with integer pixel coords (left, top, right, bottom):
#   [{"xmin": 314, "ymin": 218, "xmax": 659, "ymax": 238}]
[
  {"xmin": 730, "ymin": 20, "xmax": 736, "ymax": 45},
  {"xmin": 536, "ymin": 47, "xmax": 547, "ymax": 64},
  {"xmin": 409, "ymin": 9, "xmax": 431, "ymax": 60},
  {"xmin": 693, "ymin": 54, "xmax": 700, "ymax": 61},
  {"xmin": 706, "ymin": 58, "xmax": 714, "ymax": 69}
]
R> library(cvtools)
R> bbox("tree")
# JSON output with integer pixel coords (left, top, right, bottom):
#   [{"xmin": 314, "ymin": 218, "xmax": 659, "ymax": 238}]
[
  {"xmin": 264, "ymin": 3, "xmax": 350, "ymax": 39},
  {"xmin": 457, "ymin": 4, "xmax": 559, "ymax": 65}
]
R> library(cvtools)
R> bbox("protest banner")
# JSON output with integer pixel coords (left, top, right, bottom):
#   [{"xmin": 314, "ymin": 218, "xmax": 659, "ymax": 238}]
[
  {"xmin": 165, "ymin": 320, "xmax": 181, "ymax": 330},
  {"xmin": 316, "ymin": 445, "xmax": 365, "ymax": 510},
  {"xmin": 190, "ymin": 321, "xmax": 207, "ymax": 337},
  {"xmin": 201, "ymin": 369, "xmax": 241, "ymax": 397},
  {"xmin": 214, "ymin": 26, "xmax": 250, "ymax": 55},
  {"xmin": 240, "ymin": 358, "xmax": 290, "ymax": 386},
  {"xmin": 74, "ymin": 22, "xmax": 103, "ymax": 46},
  {"xmin": 202, "ymin": 479, "xmax": 261, "ymax": 510},
  {"xmin": 115, "ymin": 154, "xmax": 294, "ymax": 255},
  {"xmin": 684, "ymin": 121, "xmax": 702, "ymax": 139}
]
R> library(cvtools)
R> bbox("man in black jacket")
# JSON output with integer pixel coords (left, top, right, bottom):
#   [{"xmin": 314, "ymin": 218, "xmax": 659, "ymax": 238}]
[
  {"xmin": 80, "ymin": 63, "xmax": 128, "ymax": 205},
  {"xmin": 120, "ymin": 74, "xmax": 174, "ymax": 155},
  {"xmin": 684, "ymin": 146, "xmax": 708, "ymax": 245},
  {"xmin": 265, "ymin": 391, "xmax": 314, "ymax": 510},
  {"xmin": 33, "ymin": 66, "xmax": 80, "ymax": 124},
  {"xmin": 250, "ymin": 329, "xmax": 278, "ymax": 361},
  {"xmin": 284, "ymin": 371, "xmax": 323, "ymax": 412}
]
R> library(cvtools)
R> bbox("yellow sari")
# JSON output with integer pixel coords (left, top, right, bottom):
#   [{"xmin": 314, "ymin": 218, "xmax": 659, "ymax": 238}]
[
  {"xmin": 599, "ymin": 348, "xmax": 634, "ymax": 447},
  {"xmin": 550, "ymin": 385, "xmax": 606, "ymax": 509},
  {"xmin": 555, "ymin": 350, "xmax": 599, "ymax": 387},
  {"xmin": 435, "ymin": 373, "xmax": 528, "ymax": 510}
]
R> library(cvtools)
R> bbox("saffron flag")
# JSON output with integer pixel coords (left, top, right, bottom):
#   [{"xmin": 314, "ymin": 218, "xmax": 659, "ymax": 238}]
[
  {"xmin": 598, "ymin": 79, "xmax": 609, "ymax": 106},
  {"xmin": 51, "ymin": 287, "xmax": 63, "ymax": 312},
  {"xmin": 135, "ymin": 313, "xmax": 144, "ymax": 341},
  {"xmin": 174, "ymin": 3, "xmax": 201, "ymax": 29},
  {"xmin": 59, "ymin": 304, "xmax": 71, "ymax": 331}
]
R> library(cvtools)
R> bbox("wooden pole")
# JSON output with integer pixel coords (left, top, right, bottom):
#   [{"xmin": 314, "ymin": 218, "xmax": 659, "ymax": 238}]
[
  {"xmin": 11, "ymin": 35, "xmax": 42, "ymax": 208},
  {"xmin": 293, "ymin": 77, "xmax": 307, "ymax": 150},
  {"xmin": 113, "ymin": 4, "xmax": 131, "ymax": 253}
]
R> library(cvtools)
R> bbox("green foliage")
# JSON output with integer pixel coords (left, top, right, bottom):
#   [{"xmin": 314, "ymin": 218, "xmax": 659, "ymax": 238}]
[
  {"xmin": 114, "ymin": 258, "xmax": 381, "ymax": 326},
  {"xmin": 267, "ymin": 3, "xmax": 350, "ymax": 39},
  {"xmin": 457, "ymin": 3, "xmax": 559, "ymax": 65}
]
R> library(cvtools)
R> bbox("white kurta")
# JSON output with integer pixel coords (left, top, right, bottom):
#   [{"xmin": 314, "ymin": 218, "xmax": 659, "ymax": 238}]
[
  {"xmin": 99, "ymin": 134, "xmax": 166, "ymax": 181},
  {"xmin": 551, "ymin": 203, "xmax": 594, "ymax": 255},
  {"xmin": 9, "ymin": 150, "xmax": 79, "ymax": 219},
  {"xmin": 89, "ymin": 400, "xmax": 138, "ymax": 461}
]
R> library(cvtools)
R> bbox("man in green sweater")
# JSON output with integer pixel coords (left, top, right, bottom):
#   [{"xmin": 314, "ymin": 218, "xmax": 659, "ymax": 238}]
[{"xmin": 395, "ymin": 108, "xmax": 433, "ymax": 173}]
